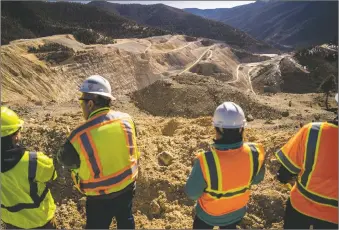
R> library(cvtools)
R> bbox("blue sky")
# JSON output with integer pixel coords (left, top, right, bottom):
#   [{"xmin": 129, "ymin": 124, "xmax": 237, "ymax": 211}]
[{"xmin": 107, "ymin": 1, "xmax": 255, "ymax": 9}]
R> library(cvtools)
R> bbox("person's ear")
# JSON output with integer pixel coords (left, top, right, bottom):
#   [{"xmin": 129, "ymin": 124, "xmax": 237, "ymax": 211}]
[
  {"xmin": 11, "ymin": 131, "xmax": 21, "ymax": 145},
  {"xmin": 88, "ymin": 100, "xmax": 95, "ymax": 110}
]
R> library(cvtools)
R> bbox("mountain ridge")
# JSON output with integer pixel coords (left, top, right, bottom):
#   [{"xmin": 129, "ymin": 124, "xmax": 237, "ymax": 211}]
[
  {"xmin": 89, "ymin": 1, "xmax": 276, "ymax": 52},
  {"xmin": 185, "ymin": 1, "xmax": 338, "ymax": 48},
  {"xmin": 1, "ymin": 1, "xmax": 169, "ymax": 45}
]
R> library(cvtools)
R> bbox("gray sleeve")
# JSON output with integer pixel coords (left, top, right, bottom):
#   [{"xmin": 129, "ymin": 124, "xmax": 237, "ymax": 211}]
[{"xmin": 252, "ymin": 164, "xmax": 265, "ymax": 185}]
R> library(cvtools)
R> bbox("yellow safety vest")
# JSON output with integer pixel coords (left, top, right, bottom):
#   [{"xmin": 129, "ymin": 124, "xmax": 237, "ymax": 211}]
[
  {"xmin": 69, "ymin": 108, "xmax": 140, "ymax": 196},
  {"xmin": 1, "ymin": 151, "xmax": 57, "ymax": 229}
]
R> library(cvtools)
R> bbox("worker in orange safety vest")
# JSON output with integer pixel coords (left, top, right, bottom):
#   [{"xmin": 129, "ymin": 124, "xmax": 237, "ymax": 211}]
[
  {"xmin": 275, "ymin": 94, "xmax": 338, "ymax": 229},
  {"xmin": 185, "ymin": 102, "xmax": 266, "ymax": 229}
]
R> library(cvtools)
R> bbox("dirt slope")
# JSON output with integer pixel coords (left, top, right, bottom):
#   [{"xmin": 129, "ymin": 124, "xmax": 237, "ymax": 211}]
[
  {"xmin": 1, "ymin": 34, "xmax": 250, "ymax": 103},
  {"xmin": 249, "ymin": 44, "xmax": 338, "ymax": 94},
  {"xmin": 132, "ymin": 74, "xmax": 282, "ymax": 119},
  {"xmin": 1, "ymin": 39, "xmax": 78, "ymax": 102},
  {"xmin": 2, "ymin": 90, "xmax": 336, "ymax": 229}
]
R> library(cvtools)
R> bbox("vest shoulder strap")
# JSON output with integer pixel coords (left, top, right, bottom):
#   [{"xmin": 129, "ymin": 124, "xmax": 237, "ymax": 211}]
[
  {"xmin": 245, "ymin": 143, "xmax": 260, "ymax": 182},
  {"xmin": 195, "ymin": 149, "xmax": 206, "ymax": 159},
  {"xmin": 69, "ymin": 111, "xmax": 132, "ymax": 141},
  {"xmin": 300, "ymin": 123, "xmax": 322, "ymax": 187}
]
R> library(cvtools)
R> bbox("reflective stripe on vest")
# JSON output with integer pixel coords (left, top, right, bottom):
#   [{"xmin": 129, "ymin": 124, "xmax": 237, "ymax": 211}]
[
  {"xmin": 297, "ymin": 123, "xmax": 338, "ymax": 208},
  {"xmin": 276, "ymin": 149, "xmax": 301, "ymax": 174},
  {"xmin": 248, "ymin": 144, "xmax": 259, "ymax": 182},
  {"xmin": 296, "ymin": 182, "xmax": 338, "ymax": 207},
  {"xmin": 69, "ymin": 112, "xmax": 128, "ymax": 141},
  {"xmin": 80, "ymin": 132, "xmax": 102, "ymax": 179},
  {"xmin": 0, "ymin": 152, "xmax": 49, "ymax": 212},
  {"xmin": 301, "ymin": 123, "xmax": 322, "ymax": 186},
  {"xmin": 70, "ymin": 111, "xmax": 137, "ymax": 193},
  {"xmin": 203, "ymin": 144, "xmax": 260, "ymax": 199},
  {"xmin": 121, "ymin": 120, "xmax": 134, "ymax": 156},
  {"xmin": 80, "ymin": 162, "xmax": 138, "ymax": 191}
]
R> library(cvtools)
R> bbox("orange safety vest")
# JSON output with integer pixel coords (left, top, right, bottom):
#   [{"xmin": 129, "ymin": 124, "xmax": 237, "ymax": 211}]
[
  {"xmin": 197, "ymin": 143, "xmax": 265, "ymax": 216},
  {"xmin": 275, "ymin": 122, "xmax": 338, "ymax": 224},
  {"xmin": 69, "ymin": 108, "xmax": 140, "ymax": 196}
]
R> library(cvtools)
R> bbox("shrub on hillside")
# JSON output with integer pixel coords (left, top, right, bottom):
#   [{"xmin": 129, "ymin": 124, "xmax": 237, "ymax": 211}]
[
  {"xmin": 28, "ymin": 43, "xmax": 71, "ymax": 53},
  {"xmin": 97, "ymin": 36, "xmax": 116, "ymax": 44},
  {"xmin": 72, "ymin": 29, "xmax": 99, "ymax": 45},
  {"xmin": 45, "ymin": 51, "xmax": 74, "ymax": 64},
  {"xmin": 72, "ymin": 29, "xmax": 116, "ymax": 45},
  {"xmin": 28, "ymin": 42, "xmax": 74, "ymax": 64}
]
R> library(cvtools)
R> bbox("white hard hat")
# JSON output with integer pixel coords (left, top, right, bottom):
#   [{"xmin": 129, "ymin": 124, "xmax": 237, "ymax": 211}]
[
  {"xmin": 335, "ymin": 93, "xmax": 338, "ymax": 103},
  {"xmin": 212, "ymin": 102, "xmax": 247, "ymax": 129},
  {"xmin": 79, "ymin": 75, "xmax": 115, "ymax": 100}
]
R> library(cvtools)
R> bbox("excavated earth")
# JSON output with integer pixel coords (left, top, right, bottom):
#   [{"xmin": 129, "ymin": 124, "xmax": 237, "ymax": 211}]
[
  {"xmin": 1, "ymin": 34, "xmax": 338, "ymax": 229},
  {"xmin": 1, "ymin": 91, "xmax": 337, "ymax": 229}
]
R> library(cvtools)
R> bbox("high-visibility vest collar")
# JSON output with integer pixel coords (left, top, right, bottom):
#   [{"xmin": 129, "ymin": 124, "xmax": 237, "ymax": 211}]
[{"xmin": 88, "ymin": 107, "xmax": 110, "ymax": 120}]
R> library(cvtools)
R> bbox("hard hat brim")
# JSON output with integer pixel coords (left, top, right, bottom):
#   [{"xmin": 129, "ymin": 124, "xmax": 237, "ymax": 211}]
[
  {"xmin": 212, "ymin": 121, "xmax": 247, "ymax": 129},
  {"xmin": 84, "ymin": 91, "xmax": 116, "ymax": 100},
  {"xmin": 1, "ymin": 119, "xmax": 24, "ymax": 137}
]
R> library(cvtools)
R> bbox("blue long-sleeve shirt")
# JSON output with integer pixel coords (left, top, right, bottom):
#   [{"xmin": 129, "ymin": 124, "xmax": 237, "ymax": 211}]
[{"xmin": 185, "ymin": 142, "xmax": 265, "ymax": 226}]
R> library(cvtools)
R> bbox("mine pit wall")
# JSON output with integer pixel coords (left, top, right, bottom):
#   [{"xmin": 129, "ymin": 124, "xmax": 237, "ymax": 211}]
[{"xmin": 1, "ymin": 41, "xmax": 164, "ymax": 103}]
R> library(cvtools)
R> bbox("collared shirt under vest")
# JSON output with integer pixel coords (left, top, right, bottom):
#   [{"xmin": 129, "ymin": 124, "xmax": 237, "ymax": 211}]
[
  {"xmin": 196, "ymin": 142, "xmax": 265, "ymax": 216},
  {"xmin": 68, "ymin": 107, "xmax": 140, "ymax": 196},
  {"xmin": 275, "ymin": 122, "xmax": 338, "ymax": 224}
]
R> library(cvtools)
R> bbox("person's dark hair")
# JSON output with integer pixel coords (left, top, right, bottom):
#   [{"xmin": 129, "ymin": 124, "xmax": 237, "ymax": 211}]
[
  {"xmin": 214, "ymin": 127, "xmax": 244, "ymax": 144},
  {"xmin": 93, "ymin": 95, "xmax": 111, "ymax": 107},
  {"xmin": 82, "ymin": 93, "xmax": 111, "ymax": 107},
  {"xmin": 1, "ymin": 129, "xmax": 20, "ymax": 152}
]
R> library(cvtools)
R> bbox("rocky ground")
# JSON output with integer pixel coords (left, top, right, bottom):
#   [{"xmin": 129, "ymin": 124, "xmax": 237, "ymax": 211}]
[{"xmin": 1, "ymin": 90, "xmax": 337, "ymax": 229}]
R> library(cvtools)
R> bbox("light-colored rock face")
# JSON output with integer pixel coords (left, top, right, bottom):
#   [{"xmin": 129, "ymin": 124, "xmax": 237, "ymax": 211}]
[
  {"xmin": 2, "ymin": 34, "xmax": 336, "ymax": 105},
  {"xmin": 1, "ymin": 34, "xmax": 247, "ymax": 103},
  {"xmin": 1, "ymin": 35, "xmax": 163, "ymax": 103}
]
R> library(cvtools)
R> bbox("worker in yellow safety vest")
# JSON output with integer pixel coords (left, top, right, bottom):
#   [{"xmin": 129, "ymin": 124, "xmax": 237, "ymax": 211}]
[
  {"xmin": 57, "ymin": 75, "xmax": 140, "ymax": 229},
  {"xmin": 275, "ymin": 93, "xmax": 338, "ymax": 229},
  {"xmin": 185, "ymin": 102, "xmax": 266, "ymax": 229},
  {"xmin": 1, "ymin": 106, "xmax": 57, "ymax": 229}
]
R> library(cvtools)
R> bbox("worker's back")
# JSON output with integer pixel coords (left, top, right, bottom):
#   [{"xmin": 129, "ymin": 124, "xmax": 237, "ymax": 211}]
[
  {"xmin": 289, "ymin": 121, "xmax": 338, "ymax": 223},
  {"xmin": 69, "ymin": 109, "xmax": 139, "ymax": 196},
  {"xmin": 1, "ymin": 151, "xmax": 56, "ymax": 228},
  {"xmin": 306, "ymin": 122, "xmax": 338, "ymax": 194},
  {"xmin": 196, "ymin": 143, "xmax": 265, "ymax": 216}
]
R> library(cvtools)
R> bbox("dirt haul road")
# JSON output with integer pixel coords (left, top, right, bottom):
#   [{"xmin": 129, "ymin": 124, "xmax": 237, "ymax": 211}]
[{"xmin": 178, "ymin": 45, "xmax": 216, "ymax": 75}]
